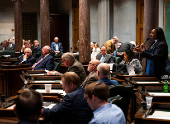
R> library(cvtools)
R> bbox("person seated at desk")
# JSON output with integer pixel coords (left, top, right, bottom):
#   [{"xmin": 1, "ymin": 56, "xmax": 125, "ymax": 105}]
[
  {"xmin": 32, "ymin": 45, "xmax": 54, "ymax": 71},
  {"xmin": 81, "ymin": 59, "xmax": 101, "ymax": 88},
  {"xmin": 91, "ymin": 43, "xmax": 100, "ymax": 60},
  {"xmin": 47, "ymin": 52, "xmax": 86, "ymax": 83},
  {"xmin": 31, "ymin": 40, "xmax": 41, "ymax": 57},
  {"xmin": 113, "ymin": 42, "xmax": 123, "ymax": 57},
  {"xmin": 84, "ymin": 82, "xmax": 126, "ymax": 124},
  {"xmin": 51, "ymin": 37, "xmax": 63, "ymax": 58},
  {"xmin": 119, "ymin": 49, "xmax": 142, "ymax": 75},
  {"xmin": 8, "ymin": 38, "xmax": 15, "ymax": 50},
  {"xmin": 20, "ymin": 40, "xmax": 32, "ymax": 54},
  {"xmin": 96, "ymin": 46, "xmax": 115, "ymax": 63},
  {"xmin": 0, "ymin": 40, "xmax": 10, "ymax": 50},
  {"xmin": 97, "ymin": 63, "xmax": 118, "ymax": 85},
  {"xmin": 15, "ymin": 48, "xmax": 36, "ymax": 66},
  {"xmin": 13, "ymin": 90, "xmax": 43, "ymax": 124},
  {"xmin": 42, "ymin": 72, "xmax": 93, "ymax": 124}
]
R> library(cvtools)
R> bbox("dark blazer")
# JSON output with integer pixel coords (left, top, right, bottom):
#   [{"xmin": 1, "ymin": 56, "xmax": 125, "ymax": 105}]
[
  {"xmin": 68, "ymin": 60, "xmax": 86, "ymax": 83},
  {"xmin": 142, "ymin": 40, "xmax": 168, "ymax": 79},
  {"xmin": 8, "ymin": 44, "xmax": 15, "ymax": 50},
  {"xmin": 81, "ymin": 71, "xmax": 98, "ymax": 88},
  {"xmin": 96, "ymin": 53, "xmax": 115, "ymax": 63},
  {"xmin": 0, "ymin": 46, "xmax": 11, "ymax": 50},
  {"xmin": 98, "ymin": 77, "xmax": 118, "ymax": 85},
  {"xmin": 33, "ymin": 54, "xmax": 54, "ymax": 71},
  {"xmin": 42, "ymin": 86, "xmax": 93, "ymax": 124},
  {"xmin": 31, "ymin": 46, "xmax": 41, "ymax": 57},
  {"xmin": 15, "ymin": 55, "xmax": 36, "ymax": 66},
  {"xmin": 51, "ymin": 42, "xmax": 63, "ymax": 52}
]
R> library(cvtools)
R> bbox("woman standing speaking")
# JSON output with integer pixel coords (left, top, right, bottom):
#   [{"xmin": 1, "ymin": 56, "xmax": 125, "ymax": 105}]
[{"xmin": 134, "ymin": 27, "xmax": 168, "ymax": 80}]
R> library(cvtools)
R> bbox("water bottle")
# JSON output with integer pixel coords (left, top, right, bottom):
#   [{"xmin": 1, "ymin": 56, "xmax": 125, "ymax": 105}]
[{"xmin": 163, "ymin": 80, "xmax": 168, "ymax": 93}]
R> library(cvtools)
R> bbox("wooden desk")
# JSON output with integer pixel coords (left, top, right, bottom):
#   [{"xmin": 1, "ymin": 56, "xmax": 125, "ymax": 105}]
[
  {"xmin": 114, "ymin": 74, "xmax": 149, "ymax": 80},
  {"xmin": 134, "ymin": 103, "xmax": 170, "ymax": 124}
]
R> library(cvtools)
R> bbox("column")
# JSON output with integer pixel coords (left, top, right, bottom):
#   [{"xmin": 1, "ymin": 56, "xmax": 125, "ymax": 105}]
[
  {"xmin": 79, "ymin": 0, "xmax": 90, "ymax": 64},
  {"xmin": 98, "ymin": 0, "xmax": 110, "ymax": 46},
  {"xmin": 40, "ymin": 0, "xmax": 50, "ymax": 47},
  {"xmin": 14, "ymin": 0, "xmax": 22, "ymax": 52},
  {"xmin": 143, "ymin": 0, "xmax": 158, "ymax": 74}
]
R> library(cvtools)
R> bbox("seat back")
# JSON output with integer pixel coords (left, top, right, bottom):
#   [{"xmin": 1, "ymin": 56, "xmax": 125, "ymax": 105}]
[
  {"xmin": 113, "ymin": 56, "xmax": 122, "ymax": 64},
  {"xmin": 53, "ymin": 61, "xmax": 61, "ymax": 71},
  {"xmin": 108, "ymin": 95, "xmax": 123, "ymax": 109},
  {"xmin": 108, "ymin": 84, "xmax": 134, "ymax": 120}
]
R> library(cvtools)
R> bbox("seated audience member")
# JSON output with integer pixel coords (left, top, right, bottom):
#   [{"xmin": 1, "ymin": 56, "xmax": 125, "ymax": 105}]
[
  {"xmin": 97, "ymin": 63, "xmax": 118, "ymax": 85},
  {"xmin": 119, "ymin": 49, "xmax": 142, "ymax": 75},
  {"xmin": 8, "ymin": 38, "xmax": 15, "ymax": 50},
  {"xmin": 90, "ymin": 42, "xmax": 94, "ymax": 53},
  {"xmin": 31, "ymin": 40, "xmax": 41, "ymax": 57},
  {"xmin": 42, "ymin": 72, "xmax": 93, "ymax": 124},
  {"xmin": 32, "ymin": 45, "xmax": 54, "ymax": 71},
  {"xmin": 91, "ymin": 43, "xmax": 100, "ymax": 60},
  {"xmin": 113, "ymin": 42, "xmax": 123, "ymax": 56},
  {"xmin": 15, "ymin": 48, "xmax": 36, "ymax": 66},
  {"xmin": 81, "ymin": 59, "xmax": 101, "ymax": 88},
  {"xmin": 116, "ymin": 42, "xmax": 134, "ymax": 55},
  {"xmin": 104, "ymin": 36, "xmax": 119, "ymax": 55},
  {"xmin": 85, "ymin": 82, "xmax": 126, "ymax": 124},
  {"xmin": 0, "ymin": 40, "xmax": 10, "ymax": 50},
  {"xmin": 20, "ymin": 40, "xmax": 32, "ymax": 53},
  {"xmin": 96, "ymin": 46, "xmax": 115, "ymax": 63},
  {"xmin": 13, "ymin": 90, "xmax": 43, "ymax": 124},
  {"xmin": 51, "ymin": 37, "xmax": 63, "ymax": 58},
  {"xmin": 47, "ymin": 52, "xmax": 86, "ymax": 83}
]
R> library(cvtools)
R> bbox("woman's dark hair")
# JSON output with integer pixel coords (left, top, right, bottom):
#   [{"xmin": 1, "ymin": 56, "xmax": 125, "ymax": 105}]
[
  {"xmin": 154, "ymin": 27, "xmax": 168, "ymax": 60},
  {"xmin": 125, "ymin": 49, "xmax": 135, "ymax": 62}
]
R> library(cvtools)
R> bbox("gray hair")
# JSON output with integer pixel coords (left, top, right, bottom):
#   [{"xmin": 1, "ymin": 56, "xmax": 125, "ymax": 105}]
[
  {"xmin": 97, "ymin": 63, "xmax": 110, "ymax": 77},
  {"xmin": 25, "ymin": 48, "xmax": 32, "ymax": 55},
  {"xmin": 62, "ymin": 52, "xmax": 75, "ymax": 62}
]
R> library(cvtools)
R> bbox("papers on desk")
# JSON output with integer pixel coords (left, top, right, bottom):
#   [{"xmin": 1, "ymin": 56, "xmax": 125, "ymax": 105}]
[
  {"xmin": 144, "ymin": 109, "xmax": 170, "ymax": 120},
  {"xmin": 136, "ymin": 81, "xmax": 160, "ymax": 84},
  {"xmin": 43, "ymin": 102, "xmax": 56, "ymax": 109},
  {"xmin": 148, "ymin": 92, "xmax": 170, "ymax": 96},
  {"xmin": 36, "ymin": 89, "xmax": 66, "ymax": 96},
  {"xmin": 6, "ymin": 104, "xmax": 15, "ymax": 109}
]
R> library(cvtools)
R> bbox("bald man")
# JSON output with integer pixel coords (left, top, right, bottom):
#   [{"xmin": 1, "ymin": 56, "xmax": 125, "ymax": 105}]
[
  {"xmin": 97, "ymin": 63, "xmax": 118, "ymax": 85},
  {"xmin": 81, "ymin": 60, "xmax": 101, "ymax": 88},
  {"xmin": 32, "ymin": 45, "xmax": 54, "ymax": 70}
]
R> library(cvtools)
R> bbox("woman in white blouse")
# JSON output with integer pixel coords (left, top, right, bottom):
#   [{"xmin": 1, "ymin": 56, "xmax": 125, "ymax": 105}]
[{"xmin": 91, "ymin": 43, "xmax": 100, "ymax": 60}]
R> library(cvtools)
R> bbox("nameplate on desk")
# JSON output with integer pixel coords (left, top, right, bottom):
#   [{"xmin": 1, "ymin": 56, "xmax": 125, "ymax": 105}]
[
  {"xmin": 36, "ymin": 89, "xmax": 66, "ymax": 96},
  {"xmin": 34, "ymin": 80, "xmax": 61, "ymax": 83},
  {"xmin": 136, "ymin": 81, "xmax": 160, "ymax": 84},
  {"xmin": 148, "ymin": 92, "xmax": 170, "ymax": 96}
]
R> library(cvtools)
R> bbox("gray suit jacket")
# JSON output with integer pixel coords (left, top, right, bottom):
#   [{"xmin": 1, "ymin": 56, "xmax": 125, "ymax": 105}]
[
  {"xmin": 96, "ymin": 53, "xmax": 115, "ymax": 63},
  {"xmin": 68, "ymin": 60, "xmax": 86, "ymax": 83},
  {"xmin": 81, "ymin": 71, "xmax": 98, "ymax": 88}
]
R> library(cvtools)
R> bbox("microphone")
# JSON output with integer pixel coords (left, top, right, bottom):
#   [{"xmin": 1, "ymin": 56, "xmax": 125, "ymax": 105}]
[
  {"xmin": 144, "ymin": 37, "xmax": 150, "ymax": 44},
  {"xmin": 115, "ymin": 64, "xmax": 128, "ymax": 75}
]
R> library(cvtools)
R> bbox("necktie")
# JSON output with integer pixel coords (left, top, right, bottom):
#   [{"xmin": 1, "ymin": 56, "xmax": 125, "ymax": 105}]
[
  {"xmin": 32, "ymin": 57, "xmax": 44, "ymax": 70},
  {"xmin": 4, "ymin": 47, "xmax": 6, "ymax": 50},
  {"xmin": 101, "ymin": 56, "xmax": 105, "ymax": 63}
]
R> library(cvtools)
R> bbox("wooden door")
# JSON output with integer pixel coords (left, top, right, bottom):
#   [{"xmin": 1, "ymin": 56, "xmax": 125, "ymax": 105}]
[
  {"xmin": 136, "ymin": 0, "xmax": 144, "ymax": 46},
  {"xmin": 72, "ymin": 0, "xmax": 79, "ymax": 52},
  {"xmin": 50, "ymin": 14, "xmax": 69, "ymax": 53}
]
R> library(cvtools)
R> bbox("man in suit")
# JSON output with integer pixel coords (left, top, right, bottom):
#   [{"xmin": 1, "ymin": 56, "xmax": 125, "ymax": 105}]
[
  {"xmin": 0, "ymin": 40, "xmax": 10, "ymax": 50},
  {"xmin": 96, "ymin": 46, "xmax": 115, "ymax": 63},
  {"xmin": 104, "ymin": 36, "xmax": 119, "ymax": 55},
  {"xmin": 8, "ymin": 38, "xmax": 15, "ymax": 50},
  {"xmin": 97, "ymin": 63, "xmax": 118, "ymax": 85},
  {"xmin": 47, "ymin": 52, "xmax": 86, "ymax": 83},
  {"xmin": 51, "ymin": 37, "xmax": 63, "ymax": 57},
  {"xmin": 15, "ymin": 48, "xmax": 36, "ymax": 66},
  {"xmin": 81, "ymin": 59, "xmax": 101, "ymax": 88},
  {"xmin": 32, "ymin": 45, "xmax": 54, "ymax": 71},
  {"xmin": 31, "ymin": 40, "xmax": 41, "ymax": 57},
  {"xmin": 14, "ymin": 90, "xmax": 43, "ymax": 124},
  {"xmin": 85, "ymin": 82, "xmax": 125, "ymax": 124},
  {"xmin": 42, "ymin": 72, "xmax": 93, "ymax": 124}
]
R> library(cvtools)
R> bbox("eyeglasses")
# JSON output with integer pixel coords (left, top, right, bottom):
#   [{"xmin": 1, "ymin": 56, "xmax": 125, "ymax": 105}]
[{"xmin": 88, "ymin": 63, "xmax": 97, "ymax": 66}]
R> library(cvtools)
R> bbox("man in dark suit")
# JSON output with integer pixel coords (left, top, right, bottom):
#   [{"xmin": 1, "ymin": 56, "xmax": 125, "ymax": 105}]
[
  {"xmin": 42, "ymin": 72, "xmax": 93, "ymax": 124},
  {"xmin": 31, "ymin": 40, "xmax": 41, "ymax": 57},
  {"xmin": 15, "ymin": 48, "xmax": 36, "ymax": 66},
  {"xmin": 81, "ymin": 59, "xmax": 101, "ymax": 88},
  {"xmin": 96, "ymin": 46, "xmax": 115, "ymax": 63},
  {"xmin": 8, "ymin": 38, "xmax": 15, "ymax": 50},
  {"xmin": 97, "ymin": 63, "xmax": 118, "ymax": 85},
  {"xmin": 32, "ymin": 45, "xmax": 54, "ymax": 71},
  {"xmin": 47, "ymin": 52, "xmax": 86, "ymax": 83},
  {"xmin": 14, "ymin": 90, "xmax": 43, "ymax": 124},
  {"xmin": 0, "ymin": 40, "xmax": 10, "ymax": 50},
  {"xmin": 51, "ymin": 37, "xmax": 63, "ymax": 57}
]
